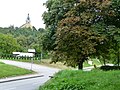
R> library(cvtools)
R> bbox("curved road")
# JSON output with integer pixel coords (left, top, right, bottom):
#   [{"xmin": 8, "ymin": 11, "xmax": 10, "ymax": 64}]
[{"xmin": 0, "ymin": 60, "xmax": 60, "ymax": 90}]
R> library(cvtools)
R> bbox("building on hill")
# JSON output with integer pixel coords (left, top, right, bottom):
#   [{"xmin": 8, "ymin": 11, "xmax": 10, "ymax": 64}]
[{"xmin": 20, "ymin": 13, "xmax": 33, "ymax": 30}]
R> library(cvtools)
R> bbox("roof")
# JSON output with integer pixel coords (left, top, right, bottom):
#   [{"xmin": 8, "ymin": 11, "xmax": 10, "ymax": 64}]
[
  {"xmin": 20, "ymin": 23, "xmax": 33, "ymax": 29},
  {"xmin": 12, "ymin": 52, "xmax": 20, "ymax": 55},
  {"xmin": 28, "ymin": 49, "xmax": 35, "ymax": 53}
]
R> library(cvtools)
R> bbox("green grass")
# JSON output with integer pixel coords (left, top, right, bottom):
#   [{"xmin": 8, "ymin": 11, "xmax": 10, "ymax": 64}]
[
  {"xmin": 0, "ymin": 62, "xmax": 34, "ymax": 79},
  {"xmin": 39, "ymin": 70, "xmax": 120, "ymax": 90}
]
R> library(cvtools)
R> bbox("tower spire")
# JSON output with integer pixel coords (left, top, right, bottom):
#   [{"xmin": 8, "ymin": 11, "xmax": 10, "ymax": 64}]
[{"xmin": 26, "ymin": 13, "xmax": 31, "ymax": 24}]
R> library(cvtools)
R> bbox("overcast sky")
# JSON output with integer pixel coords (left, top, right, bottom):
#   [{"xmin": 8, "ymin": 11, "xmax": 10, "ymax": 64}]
[{"xmin": 0, "ymin": 0, "xmax": 47, "ymax": 29}]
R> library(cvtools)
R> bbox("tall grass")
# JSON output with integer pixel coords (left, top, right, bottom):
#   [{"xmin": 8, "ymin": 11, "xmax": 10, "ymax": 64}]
[{"xmin": 40, "ymin": 70, "xmax": 120, "ymax": 90}]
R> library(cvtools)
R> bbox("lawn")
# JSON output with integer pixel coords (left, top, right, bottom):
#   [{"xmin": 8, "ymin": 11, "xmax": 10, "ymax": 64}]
[
  {"xmin": 0, "ymin": 62, "xmax": 33, "ymax": 79},
  {"xmin": 39, "ymin": 70, "xmax": 120, "ymax": 90}
]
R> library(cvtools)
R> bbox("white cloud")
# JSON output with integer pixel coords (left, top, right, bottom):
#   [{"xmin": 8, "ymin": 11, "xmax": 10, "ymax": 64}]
[{"xmin": 0, "ymin": 0, "xmax": 47, "ymax": 29}]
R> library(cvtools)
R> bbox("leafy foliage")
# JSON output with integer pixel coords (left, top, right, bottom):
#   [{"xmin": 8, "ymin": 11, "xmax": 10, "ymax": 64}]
[
  {"xmin": 42, "ymin": 0, "xmax": 75, "ymax": 51},
  {"xmin": 50, "ymin": 0, "xmax": 107, "ymax": 69},
  {"xmin": 90, "ymin": 0, "xmax": 120, "ymax": 65},
  {"xmin": 0, "ymin": 33, "xmax": 21, "ymax": 54}
]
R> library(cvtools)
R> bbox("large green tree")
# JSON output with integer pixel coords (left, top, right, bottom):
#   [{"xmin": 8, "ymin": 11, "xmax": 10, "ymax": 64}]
[
  {"xmin": 43, "ymin": 0, "xmax": 120, "ymax": 69},
  {"xmin": 51, "ymin": 0, "xmax": 108, "ymax": 69}
]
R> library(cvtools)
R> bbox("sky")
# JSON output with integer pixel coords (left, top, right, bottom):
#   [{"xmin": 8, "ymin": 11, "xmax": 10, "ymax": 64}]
[{"xmin": 0, "ymin": 0, "xmax": 47, "ymax": 29}]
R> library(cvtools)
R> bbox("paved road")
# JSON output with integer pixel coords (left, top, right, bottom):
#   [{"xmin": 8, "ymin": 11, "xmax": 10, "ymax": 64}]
[
  {"xmin": 0, "ymin": 76, "xmax": 49, "ymax": 90},
  {"xmin": 0, "ymin": 60, "xmax": 60, "ymax": 90}
]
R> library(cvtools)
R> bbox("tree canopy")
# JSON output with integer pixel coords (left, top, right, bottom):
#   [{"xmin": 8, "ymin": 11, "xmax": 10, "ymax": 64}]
[
  {"xmin": 0, "ymin": 33, "xmax": 21, "ymax": 54},
  {"xmin": 43, "ymin": 0, "xmax": 120, "ymax": 69}
]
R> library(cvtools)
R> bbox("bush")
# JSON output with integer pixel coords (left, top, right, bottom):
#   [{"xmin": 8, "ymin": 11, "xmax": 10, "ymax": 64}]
[{"xmin": 100, "ymin": 66, "xmax": 120, "ymax": 71}]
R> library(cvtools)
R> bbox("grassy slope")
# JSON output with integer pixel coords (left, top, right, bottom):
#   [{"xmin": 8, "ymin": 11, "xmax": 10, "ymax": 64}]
[
  {"xmin": 39, "ymin": 70, "xmax": 120, "ymax": 90},
  {"xmin": 0, "ymin": 62, "xmax": 33, "ymax": 79}
]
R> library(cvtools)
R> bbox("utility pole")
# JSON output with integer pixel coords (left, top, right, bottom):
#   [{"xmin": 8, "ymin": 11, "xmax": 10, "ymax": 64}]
[{"xmin": 31, "ymin": 57, "xmax": 33, "ymax": 70}]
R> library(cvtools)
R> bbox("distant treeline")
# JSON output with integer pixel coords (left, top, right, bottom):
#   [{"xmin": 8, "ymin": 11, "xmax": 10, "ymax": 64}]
[{"xmin": 0, "ymin": 26, "xmax": 47, "ymax": 56}]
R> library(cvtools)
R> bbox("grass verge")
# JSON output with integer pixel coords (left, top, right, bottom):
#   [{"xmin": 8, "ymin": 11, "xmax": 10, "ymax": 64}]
[
  {"xmin": 0, "ymin": 62, "xmax": 34, "ymax": 79},
  {"xmin": 39, "ymin": 70, "xmax": 120, "ymax": 90}
]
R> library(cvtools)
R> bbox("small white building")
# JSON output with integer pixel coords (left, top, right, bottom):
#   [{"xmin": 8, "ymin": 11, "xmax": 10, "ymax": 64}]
[{"xmin": 13, "ymin": 49, "xmax": 35, "ymax": 58}]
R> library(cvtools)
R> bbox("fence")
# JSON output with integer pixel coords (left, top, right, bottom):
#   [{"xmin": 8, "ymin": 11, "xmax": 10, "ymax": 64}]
[{"xmin": 0, "ymin": 54, "xmax": 42, "ymax": 60}]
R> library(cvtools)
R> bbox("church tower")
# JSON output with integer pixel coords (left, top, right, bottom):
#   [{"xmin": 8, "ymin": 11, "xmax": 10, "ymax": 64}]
[{"xmin": 20, "ymin": 13, "xmax": 33, "ymax": 29}]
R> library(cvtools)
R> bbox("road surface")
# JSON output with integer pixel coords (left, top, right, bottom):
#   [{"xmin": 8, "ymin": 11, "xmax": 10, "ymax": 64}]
[{"xmin": 0, "ymin": 76, "xmax": 50, "ymax": 90}]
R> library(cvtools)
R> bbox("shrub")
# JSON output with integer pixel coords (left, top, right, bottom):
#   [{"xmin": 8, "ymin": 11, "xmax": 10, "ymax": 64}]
[{"xmin": 100, "ymin": 66, "xmax": 120, "ymax": 71}]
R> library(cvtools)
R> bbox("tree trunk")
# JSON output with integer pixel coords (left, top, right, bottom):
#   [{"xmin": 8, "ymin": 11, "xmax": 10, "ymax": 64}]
[
  {"xmin": 117, "ymin": 49, "xmax": 120, "ymax": 66},
  {"xmin": 103, "ymin": 59, "xmax": 106, "ymax": 66},
  {"xmin": 78, "ymin": 61, "xmax": 83, "ymax": 70}
]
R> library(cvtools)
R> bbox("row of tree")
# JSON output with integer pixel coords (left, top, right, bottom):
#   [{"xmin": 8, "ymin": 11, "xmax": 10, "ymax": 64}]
[{"xmin": 42, "ymin": 0, "xmax": 120, "ymax": 69}]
